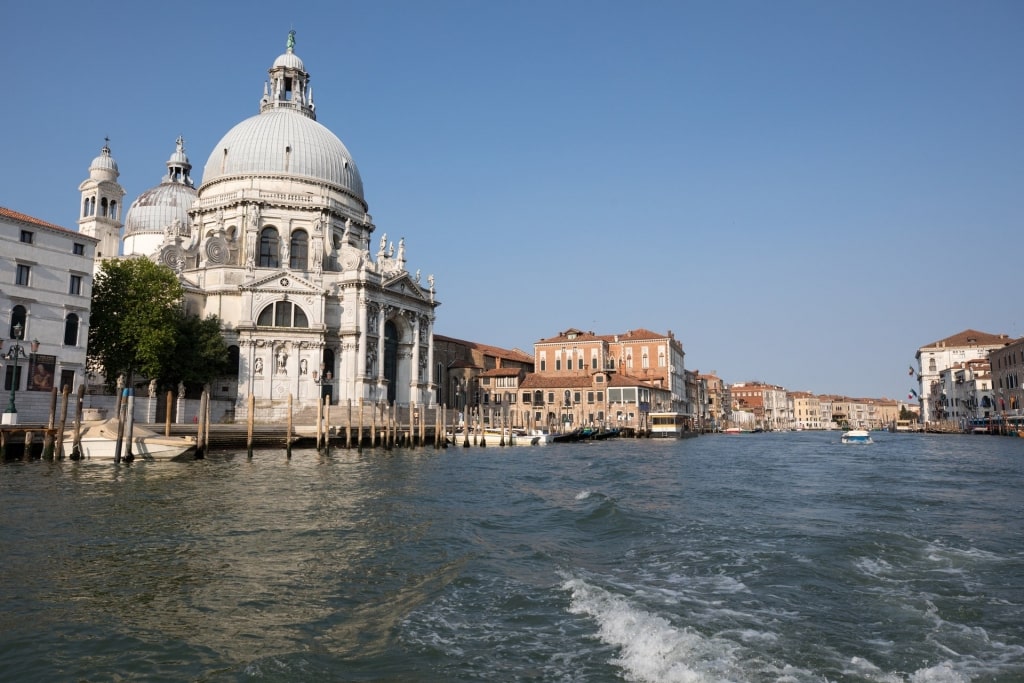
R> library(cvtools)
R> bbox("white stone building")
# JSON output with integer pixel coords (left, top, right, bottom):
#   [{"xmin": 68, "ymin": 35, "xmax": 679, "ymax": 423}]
[
  {"xmin": 78, "ymin": 32, "xmax": 439, "ymax": 415},
  {"xmin": 914, "ymin": 329, "xmax": 1011, "ymax": 425},
  {"xmin": 1, "ymin": 207, "xmax": 98, "ymax": 424}
]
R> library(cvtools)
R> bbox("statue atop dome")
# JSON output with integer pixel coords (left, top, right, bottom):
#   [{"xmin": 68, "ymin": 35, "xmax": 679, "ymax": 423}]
[{"xmin": 287, "ymin": 29, "xmax": 296, "ymax": 52}]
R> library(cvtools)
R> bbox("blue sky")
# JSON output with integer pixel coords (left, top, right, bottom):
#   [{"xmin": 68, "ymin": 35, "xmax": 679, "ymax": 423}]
[{"xmin": 3, "ymin": 1, "xmax": 1021, "ymax": 400}]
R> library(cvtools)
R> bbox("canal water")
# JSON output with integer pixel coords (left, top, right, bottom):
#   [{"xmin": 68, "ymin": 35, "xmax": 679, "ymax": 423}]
[{"xmin": 1, "ymin": 432, "xmax": 1021, "ymax": 682}]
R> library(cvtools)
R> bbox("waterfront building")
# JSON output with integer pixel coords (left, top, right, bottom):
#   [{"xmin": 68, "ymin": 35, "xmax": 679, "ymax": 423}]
[
  {"xmin": 697, "ymin": 372, "xmax": 726, "ymax": 431},
  {"xmin": 518, "ymin": 370, "xmax": 666, "ymax": 432},
  {"xmin": 432, "ymin": 335, "xmax": 533, "ymax": 414},
  {"xmin": 730, "ymin": 382, "xmax": 787, "ymax": 430},
  {"xmin": 77, "ymin": 33, "xmax": 439, "ymax": 417},
  {"xmin": 935, "ymin": 359, "xmax": 993, "ymax": 427},
  {"xmin": 987, "ymin": 336, "xmax": 1024, "ymax": 419},
  {"xmin": 788, "ymin": 391, "xmax": 823, "ymax": 430},
  {"xmin": 915, "ymin": 329, "xmax": 1012, "ymax": 426},
  {"xmin": 527, "ymin": 327, "xmax": 687, "ymax": 431},
  {"xmin": 817, "ymin": 395, "xmax": 835, "ymax": 429},
  {"xmin": 1, "ymin": 207, "xmax": 98, "ymax": 423}
]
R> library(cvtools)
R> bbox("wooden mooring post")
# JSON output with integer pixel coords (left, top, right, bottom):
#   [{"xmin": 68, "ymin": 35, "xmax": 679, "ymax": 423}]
[
  {"xmin": 70, "ymin": 385, "xmax": 85, "ymax": 460},
  {"xmin": 54, "ymin": 387, "xmax": 70, "ymax": 460},
  {"xmin": 286, "ymin": 394, "xmax": 293, "ymax": 459},
  {"xmin": 346, "ymin": 399, "xmax": 352, "ymax": 449},
  {"xmin": 357, "ymin": 398, "xmax": 364, "ymax": 451}
]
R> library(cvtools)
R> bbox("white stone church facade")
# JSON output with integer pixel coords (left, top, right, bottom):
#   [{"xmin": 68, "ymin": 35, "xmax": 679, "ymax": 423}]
[{"xmin": 77, "ymin": 32, "xmax": 439, "ymax": 413}]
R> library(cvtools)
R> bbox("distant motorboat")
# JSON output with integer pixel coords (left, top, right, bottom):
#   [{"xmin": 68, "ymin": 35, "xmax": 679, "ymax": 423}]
[{"xmin": 841, "ymin": 429, "xmax": 873, "ymax": 445}]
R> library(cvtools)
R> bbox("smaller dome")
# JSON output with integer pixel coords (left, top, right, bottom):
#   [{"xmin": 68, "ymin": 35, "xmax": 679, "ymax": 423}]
[
  {"xmin": 89, "ymin": 141, "xmax": 119, "ymax": 180},
  {"xmin": 125, "ymin": 138, "xmax": 198, "ymax": 236},
  {"xmin": 124, "ymin": 183, "xmax": 198, "ymax": 235},
  {"xmin": 273, "ymin": 51, "xmax": 305, "ymax": 71}
]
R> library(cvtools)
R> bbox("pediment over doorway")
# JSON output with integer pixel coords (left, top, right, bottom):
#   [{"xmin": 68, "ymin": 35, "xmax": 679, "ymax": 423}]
[{"xmin": 242, "ymin": 271, "xmax": 325, "ymax": 296}]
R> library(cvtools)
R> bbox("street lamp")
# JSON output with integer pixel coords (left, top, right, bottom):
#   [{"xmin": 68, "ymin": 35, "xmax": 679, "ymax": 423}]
[
  {"xmin": 311, "ymin": 364, "xmax": 333, "ymax": 403},
  {"xmin": 3, "ymin": 323, "xmax": 36, "ymax": 425}
]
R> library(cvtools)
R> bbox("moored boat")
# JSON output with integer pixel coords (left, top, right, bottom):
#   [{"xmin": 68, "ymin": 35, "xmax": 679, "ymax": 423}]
[{"xmin": 69, "ymin": 419, "xmax": 198, "ymax": 461}]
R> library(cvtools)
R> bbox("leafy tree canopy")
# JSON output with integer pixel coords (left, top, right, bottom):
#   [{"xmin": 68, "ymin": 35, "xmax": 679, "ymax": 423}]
[
  {"xmin": 168, "ymin": 313, "xmax": 231, "ymax": 388},
  {"xmin": 88, "ymin": 258, "xmax": 228, "ymax": 390}
]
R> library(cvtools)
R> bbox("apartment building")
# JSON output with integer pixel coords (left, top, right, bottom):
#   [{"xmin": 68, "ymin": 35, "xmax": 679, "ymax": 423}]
[
  {"xmin": 915, "ymin": 329, "xmax": 1013, "ymax": 425},
  {"xmin": 1, "ymin": 206, "xmax": 98, "ymax": 424},
  {"xmin": 788, "ymin": 391, "xmax": 823, "ymax": 430},
  {"xmin": 698, "ymin": 372, "xmax": 727, "ymax": 430},
  {"xmin": 987, "ymin": 336, "xmax": 1024, "ymax": 416}
]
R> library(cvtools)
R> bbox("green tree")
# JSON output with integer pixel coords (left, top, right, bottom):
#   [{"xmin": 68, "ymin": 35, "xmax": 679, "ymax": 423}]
[
  {"xmin": 89, "ymin": 258, "xmax": 183, "ymax": 388},
  {"xmin": 89, "ymin": 260, "xmax": 232, "ymax": 392},
  {"xmin": 167, "ymin": 314, "xmax": 230, "ymax": 390}
]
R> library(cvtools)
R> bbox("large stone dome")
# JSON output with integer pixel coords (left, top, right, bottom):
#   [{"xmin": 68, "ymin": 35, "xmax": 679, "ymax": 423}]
[
  {"xmin": 200, "ymin": 109, "xmax": 364, "ymax": 200},
  {"xmin": 199, "ymin": 33, "xmax": 364, "ymax": 203}
]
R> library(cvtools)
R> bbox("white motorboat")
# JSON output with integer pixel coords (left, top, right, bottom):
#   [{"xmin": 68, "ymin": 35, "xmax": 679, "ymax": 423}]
[
  {"xmin": 68, "ymin": 419, "xmax": 197, "ymax": 461},
  {"xmin": 841, "ymin": 429, "xmax": 873, "ymax": 445}
]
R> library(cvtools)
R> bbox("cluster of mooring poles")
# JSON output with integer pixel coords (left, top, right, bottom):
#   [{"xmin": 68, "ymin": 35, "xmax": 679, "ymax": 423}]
[
  {"xmin": 242, "ymin": 395, "xmax": 453, "ymax": 459},
  {"xmin": 0, "ymin": 385, "xmax": 80, "ymax": 460}
]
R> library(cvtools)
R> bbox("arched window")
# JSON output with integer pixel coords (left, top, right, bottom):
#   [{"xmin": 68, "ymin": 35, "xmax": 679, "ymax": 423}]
[
  {"xmin": 256, "ymin": 301, "xmax": 309, "ymax": 327},
  {"xmin": 323, "ymin": 347, "xmax": 336, "ymax": 378},
  {"xmin": 384, "ymin": 321, "xmax": 399, "ymax": 403},
  {"xmin": 110, "ymin": 200, "xmax": 118, "ymax": 220},
  {"xmin": 100, "ymin": 197, "xmax": 109, "ymax": 217},
  {"xmin": 64, "ymin": 313, "xmax": 79, "ymax": 346},
  {"xmin": 642, "ymin": 352, "xmax": 649, "ymax": 369},
  {"xmin": 290, "ymin": 230, "xmax": 308, "ymax": 270},
  {"xmin": 259, "ymin": 227, "xmax": 280, "ymax": 268},
  {"xmin": 9, "ymin": 305, "xmax": 27, "ymax": 338},
  {"xmin": 227, "ymin": 345, "xmax": 240, "ymax": 377}
]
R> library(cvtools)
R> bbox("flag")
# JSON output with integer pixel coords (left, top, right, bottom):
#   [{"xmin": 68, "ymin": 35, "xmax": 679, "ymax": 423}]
[
  {"xmin": 910, "ymin": 388, "xmax": 918, "ymax": 398},
  {"xmin": 908, "ymin": 365, "xmax": 915, "ymax": 376}
]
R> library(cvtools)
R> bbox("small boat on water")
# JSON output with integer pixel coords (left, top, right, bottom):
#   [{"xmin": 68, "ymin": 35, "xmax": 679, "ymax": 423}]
[
  {"xmin": 69, "ymin": 419, "xmax": 198, "ymax": 461},
  {"xmin": 841, "ymin": 429, "xmax": 873, "ymax": 445}
]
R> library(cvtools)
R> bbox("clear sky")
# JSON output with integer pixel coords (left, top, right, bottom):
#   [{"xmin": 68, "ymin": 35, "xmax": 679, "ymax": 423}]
[{"xmin": 3, "ymin": 1, "xmax": 1021, "ymax": 401}]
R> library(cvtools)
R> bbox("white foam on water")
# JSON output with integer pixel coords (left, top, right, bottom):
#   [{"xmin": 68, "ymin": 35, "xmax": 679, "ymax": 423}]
[
  {"xmin": 907, "ymin": 661, "xmax": 970, "ymax": 683},
  {"xmin": 562, "ymin": 576, "xmax": 747, "ymax": 682},
  {"xmin": 575, "ymin": 490, "xmax": 593, "ymax": 500},
  {"xmin": 844, "ymin": 656, "xmax": 974, "ymax": 683},
  {"xmin": 855, "ymin": 556, "xmax": 896, "ymax": 578}
]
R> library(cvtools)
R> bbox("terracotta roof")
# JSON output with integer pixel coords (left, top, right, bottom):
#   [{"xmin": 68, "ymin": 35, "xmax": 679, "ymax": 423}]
[
  {"xmin": 536, "ymin": 328, "xmax": 604, "ymax": 344},
  {"xmin": 0, "ymin": 205, "xmax": 87, "ymax": 237},
  {"xmin": 614, "ymin": 328, "xmax": 667, "ymax": 341},
  {"xmin": 921, "ymin": 329, "xmax": 1011, "ymax": 349},
  {"xmin": 607, "ymin": 374, "xmax": 656, "ymax": 388},
  {"xmin": 478, "ymin": 367, "xmax": 522, "ymax": 378},
  {"xmin": 520, "ymin": 374, "xmax": 595, "ymax": 389},
  {"xmin": 434, "ymin": 334, "xmax": 533, "ymax": 363}
]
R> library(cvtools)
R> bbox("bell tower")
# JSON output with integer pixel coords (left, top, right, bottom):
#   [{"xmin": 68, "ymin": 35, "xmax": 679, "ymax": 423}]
[{"xmin": 78, "ymin": 139, "xmax": 126, "ymax": 268}]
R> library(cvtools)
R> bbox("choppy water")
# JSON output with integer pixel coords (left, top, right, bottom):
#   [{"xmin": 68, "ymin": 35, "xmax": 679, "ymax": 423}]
[{"xmin": 1, "ymin": 431, "xmax": 1022, "ymax": 682}]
